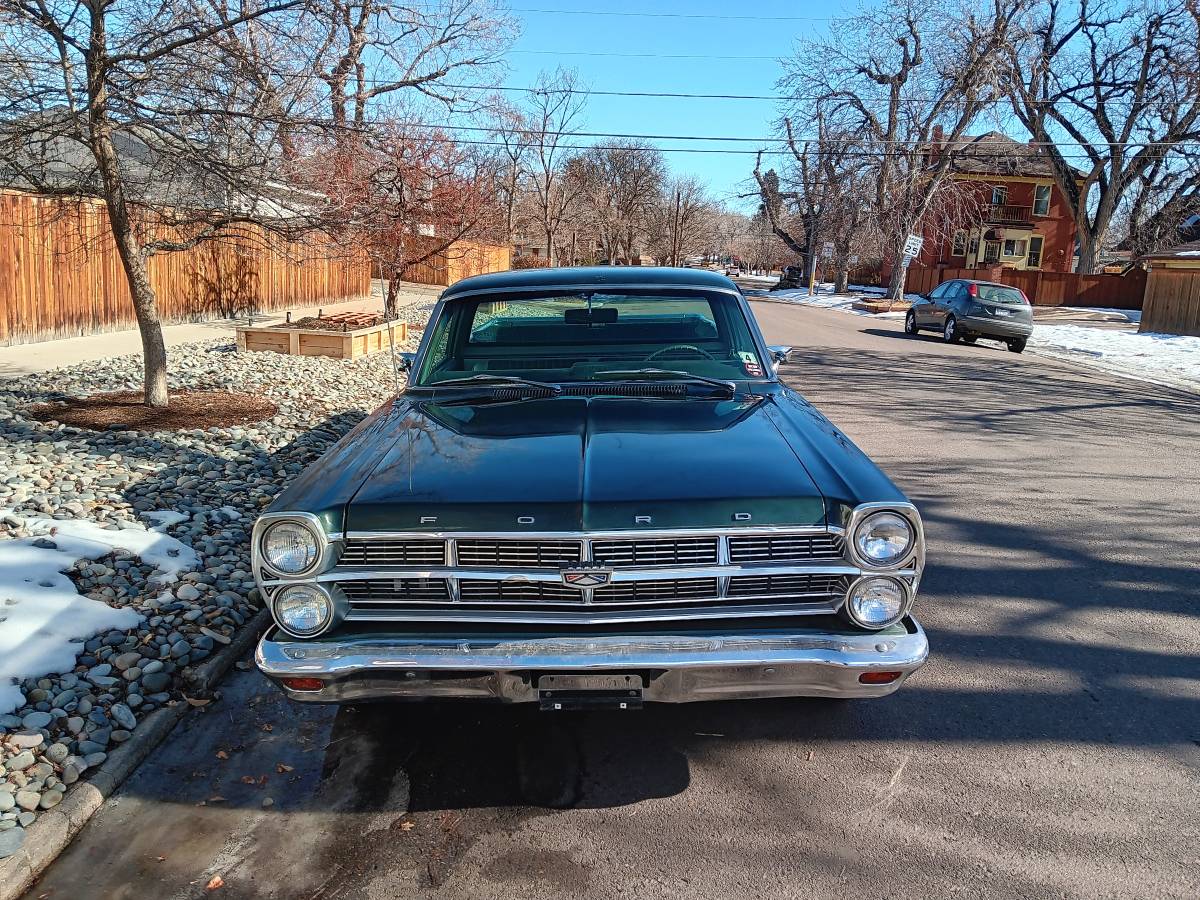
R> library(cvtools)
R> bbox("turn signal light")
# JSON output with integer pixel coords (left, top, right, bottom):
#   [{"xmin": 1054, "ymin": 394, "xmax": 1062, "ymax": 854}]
[
  {"xmin": 858, "ymin": 671, "xmax": 903, "ymax": 685},
  {"xmin": 281, "ymin": 677, "xmax": 324, "ymax": 692}
]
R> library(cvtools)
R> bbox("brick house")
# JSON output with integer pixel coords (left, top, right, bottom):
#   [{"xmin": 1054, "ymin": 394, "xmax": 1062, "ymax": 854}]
[{"xmin": 887, "ymin": 131, "xmax": 1082, "ymax": 280}]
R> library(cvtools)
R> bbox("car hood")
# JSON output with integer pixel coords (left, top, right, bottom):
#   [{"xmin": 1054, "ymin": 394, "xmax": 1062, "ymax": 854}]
[{"xmin": 344, "ymin": 396, "xmax": 828, "ymax": 532}]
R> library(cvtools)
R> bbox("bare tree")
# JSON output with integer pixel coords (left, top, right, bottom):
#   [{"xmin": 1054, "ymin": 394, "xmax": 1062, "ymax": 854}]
[
  {"xmin": 490, "ymin": 100, "xmax": 531, "ymax": 245},
  {"xmin": 310, "ymin": 123, "xmax": 499, "ymax": 318},
  {"xmin": 781, "ymin": 0, "xmax": 1021, "ymax": 299},
  {"xmin": 1006, "ymin": 0, "xmax": 1200, "ymax": 273},
  {"xmin": 646, "ymin": 177, "xmax": 716, "ymax": 266},
  {"xmin": 573, "ymin": 141, "xmax": 667, "ymax": 263},
  {"xmin": 310, "ymin": 0, "xmax": 513, "ymax": 130},
  {"xmin": 0, "ymin": 0, "xmax": 329, "ymax": 406},
  {"xmin": 524, "ymin": 68, "xmax": 586, "ymax": 265}
]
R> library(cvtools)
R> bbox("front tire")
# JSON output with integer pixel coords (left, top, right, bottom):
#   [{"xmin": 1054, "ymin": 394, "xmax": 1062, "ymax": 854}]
[
  {"xmin": 904, "ymin": 311, "xmax": 918, "ymax": 335},
  {"xmin": 1007, "ymin": 338, "xmax": 1027, "ymax": 353},
  {"xmin": 942, "ymin": 316, "xmax": 959, "ymax": 343}
]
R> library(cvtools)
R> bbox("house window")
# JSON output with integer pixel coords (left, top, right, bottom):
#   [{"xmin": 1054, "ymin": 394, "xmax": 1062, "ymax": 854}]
[
  {"xmin": 968, "ymin": 236, "xmax": 979, "ymax": 256},
  {"xmin": 1033, "ymin": 185, "xmax": 1051, "ymax": 216},
  {"xmin": 951, "ymin": 230, "xmax": 968, "ymax": 256},
  {"xmin": 983, "ymin": 241, "xmax": 1001, "ymax": 264},
  {"xmin": 1003, "ymin": 239, "xmax": 1027, "ymax": 258},
  {"xmin": 1028, "ymin": 236, "xmax": 1044, "ymax": 268},
  {"xmin": 991, "ymin": 185, "xmax": 1008, "ymax": 206}
]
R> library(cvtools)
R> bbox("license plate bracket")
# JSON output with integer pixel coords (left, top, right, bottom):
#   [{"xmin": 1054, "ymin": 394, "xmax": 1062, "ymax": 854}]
[{"xmin": 538, "ymin": 674, "xmax": 644, "ymax": 711}]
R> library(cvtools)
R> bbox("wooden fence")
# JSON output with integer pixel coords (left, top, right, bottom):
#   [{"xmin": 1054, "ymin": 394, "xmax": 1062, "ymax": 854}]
[
  {"xmin": 903, "ymin": 264, "xmax": 1147, "ymax": 309},
  {"xmin": 0, "ymin": 191, "xmax": 371, "ymax": 345},
  {"xmin": 1141, "ymin": 267, "xmax": 1200, "ymax": 336},
  {"xmin": 400, "ymin": 239, "xmax": 511, "ymax": 287}
]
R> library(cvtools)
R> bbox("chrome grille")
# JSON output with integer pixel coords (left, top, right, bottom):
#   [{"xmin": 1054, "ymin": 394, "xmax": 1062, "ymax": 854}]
[
  {"xmin": 339, "ymin": 578, "xmax": 451, "ymax": 602},
  {"xmin": 332, "ymin": 529, "xmax": 850, "ymax": 623},
  {"xmin": 727, "ymin": 574, "xmax": 847, "ymax": 597},
  {"xmin": 727, "ymin": 534, "xmax": 844, "ymax": 563},
  {"xmin": 458, "ymin": 580, "xmax": 580, "ymax": 603},
  {"xmin": 593, "ymin": 578, "xmax": 719, "ymax": 603},
  {"xmin": 455, "ymin": 539, "xmax": 582, "ymax": 567},
  {"xmin": 592, "ymin": 537, "xmax": 719, "ymax": 568},
  {"xmin": 338, "ymin": 539, "xmax": 446, "ymax": 567}
]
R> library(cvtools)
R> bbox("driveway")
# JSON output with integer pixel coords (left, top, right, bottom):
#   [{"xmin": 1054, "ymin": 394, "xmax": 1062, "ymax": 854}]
[{"xmin": 24, "ymin": 303, "xmax": 1200, "ymax": 900}]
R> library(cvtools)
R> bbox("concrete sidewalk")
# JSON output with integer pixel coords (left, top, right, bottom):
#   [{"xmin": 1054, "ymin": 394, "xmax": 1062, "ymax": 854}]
[{"xmin": 0, "ymin": 279, "xmax": 439, "ymax": 379}]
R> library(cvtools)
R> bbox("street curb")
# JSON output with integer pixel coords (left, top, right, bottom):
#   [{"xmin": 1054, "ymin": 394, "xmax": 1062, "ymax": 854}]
[{"xmin": 0, "ymin": 608, "xmax": 271, "ymax": 900}]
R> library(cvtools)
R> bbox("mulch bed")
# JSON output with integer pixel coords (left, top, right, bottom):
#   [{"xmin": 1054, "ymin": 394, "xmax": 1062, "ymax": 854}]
[
  {"xmin": 29, "ymin": 390, "xmax": 278, "ymax": 431},
  {"xmin": 271, "ymin": 313, "xmax": 382, "ymax": 331}
]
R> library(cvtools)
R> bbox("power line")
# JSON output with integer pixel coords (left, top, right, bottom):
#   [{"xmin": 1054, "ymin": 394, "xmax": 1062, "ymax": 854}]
[
  {"xmin": 509, "ymin": 7, "xmax": 830, "ymax": 22},
  {"xmin": 509, "ymin": 49, "xmax": 778, "ymax": 60},
  {"xmin": 374, "ymin": 121, "xmax": 1195, "ymax": 152}
]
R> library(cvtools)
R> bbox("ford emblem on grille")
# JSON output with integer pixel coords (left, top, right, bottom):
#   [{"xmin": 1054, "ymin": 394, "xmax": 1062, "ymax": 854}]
[{"xmin": 561, "ymin": 566, "xmax": 613, "ymax": 588}]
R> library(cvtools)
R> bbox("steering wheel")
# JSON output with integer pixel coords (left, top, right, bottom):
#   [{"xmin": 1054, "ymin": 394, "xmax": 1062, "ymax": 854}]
[{"xmin": 645, "ymin": 344, "xmax": 719, "ymax": 362}]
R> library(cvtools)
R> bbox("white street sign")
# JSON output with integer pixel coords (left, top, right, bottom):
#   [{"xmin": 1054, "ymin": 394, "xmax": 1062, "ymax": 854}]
[
  {"xmin": 902, "ymin": 234, "xmax": 923, "ymax": 258},
  {"xmin": 821, "ymin": 241, "xmax": 834, "ymax": 259}
]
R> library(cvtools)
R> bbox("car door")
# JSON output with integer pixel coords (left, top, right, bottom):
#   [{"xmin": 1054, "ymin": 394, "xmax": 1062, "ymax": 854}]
[
  {"xmin": 931, "ymin": 281, "xmax": 962, "ymax": 327},
  {"xmin": 915, "ymin": 282, "xmax": 946, "ymax": 326}
]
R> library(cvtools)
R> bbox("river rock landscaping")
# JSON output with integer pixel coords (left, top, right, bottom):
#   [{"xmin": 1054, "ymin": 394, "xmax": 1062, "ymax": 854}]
[{"xmin": 0, "ymin": 302, "xmax": 428, "ymax": 850}]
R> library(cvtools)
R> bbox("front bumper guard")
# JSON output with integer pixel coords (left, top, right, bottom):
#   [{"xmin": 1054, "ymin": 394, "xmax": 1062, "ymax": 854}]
[{"xmin": 255, "ymin": 618, "xmax": 929, "ymax": 704}]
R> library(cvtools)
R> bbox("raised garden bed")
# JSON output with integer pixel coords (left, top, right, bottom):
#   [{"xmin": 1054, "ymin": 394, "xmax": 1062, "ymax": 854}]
[
  {"xmin": 852, "ymin": 299, "xmax": 912, "ymax": 314},
  {"xmin": 235, "ymin": 312, "xmax": 407, "ymax": 360}
]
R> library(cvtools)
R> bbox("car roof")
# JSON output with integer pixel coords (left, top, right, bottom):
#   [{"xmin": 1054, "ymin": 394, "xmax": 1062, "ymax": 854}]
[
  {"xmin": 440, "ymin": 266, "xmax": 738, "ymax": 300},
  {"xmin": 952, "ymin": 278, "xmax": 1018, "ymax": 289}
]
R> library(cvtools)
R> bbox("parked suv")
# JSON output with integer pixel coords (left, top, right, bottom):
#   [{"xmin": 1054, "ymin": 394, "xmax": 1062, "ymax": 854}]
[{"xmin": 905, "ymin": 279, "xmax": 1033, "ymax": 352}]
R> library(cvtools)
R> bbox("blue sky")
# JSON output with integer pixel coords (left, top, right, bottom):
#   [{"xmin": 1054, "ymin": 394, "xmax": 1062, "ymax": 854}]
[{"xmin": 497, "ymin": 2, "xmax": 841, "ymax": 212}]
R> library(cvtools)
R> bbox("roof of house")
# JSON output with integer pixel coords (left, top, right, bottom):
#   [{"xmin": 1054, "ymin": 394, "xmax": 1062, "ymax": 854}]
[
  {"xmin": 1140, "ymin": 238, "xmax": 1200, "ymax": 261},
  {"xmin": 441, "ymin": 266, "xmax": 737, "ymax": 299},
  {"xmin": 943, "ymin": 131, "xmax": 1084, "ymax": 179}
]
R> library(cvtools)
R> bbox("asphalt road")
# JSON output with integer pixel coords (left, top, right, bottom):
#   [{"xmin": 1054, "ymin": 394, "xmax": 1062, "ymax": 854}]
[{"xmin": 25, "ymin": 302, "xmax": 1200, "ymax": 900}]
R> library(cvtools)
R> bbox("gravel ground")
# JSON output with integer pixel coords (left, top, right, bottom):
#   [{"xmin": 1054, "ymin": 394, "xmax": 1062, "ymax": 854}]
[{"xmin": 0, "ymin": 302, "xmax": 429, "ymax": 847}]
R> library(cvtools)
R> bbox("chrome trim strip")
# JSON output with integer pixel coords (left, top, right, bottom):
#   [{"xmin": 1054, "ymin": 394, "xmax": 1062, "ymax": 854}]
[
  {"xmin": 439, "ymin": 281, "xmax": 745, "ymax": 301},
  {"xmin": 255, "ymin": 617, "xmax": 930, "ymax": 703},
  {"xmin": 344, "ymin": 525, "xmax": 842, "ymax": 541},
  {"xmin": 343, "ymin": 601, "xmax": 841, "ymax": 626},
  {"xmin": 278, "ymin": 563, "xmax": 868, "ymax": 587}
]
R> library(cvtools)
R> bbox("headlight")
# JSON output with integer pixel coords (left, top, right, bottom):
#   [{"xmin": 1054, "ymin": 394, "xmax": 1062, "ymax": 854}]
[
  {"xmin": 845, "ymin": 576, "xmax": 907, "ymax": 629},
  {"xmin": 273, "ymin": 584, "xmax": 332, "ymax": 636},
  {"xmin": 262, "ymin": 520, "xmax": 321, "ymax": 575},
  {"xmin": 853, "ymin": 511, "xmax": 914, "ymax": 567}
]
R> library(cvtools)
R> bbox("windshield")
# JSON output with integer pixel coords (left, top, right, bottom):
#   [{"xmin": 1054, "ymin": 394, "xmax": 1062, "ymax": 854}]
[
  {"xmin": 413, "ymin": 289, "xmax": 768, "ymax": 386},
  {"xmin": 976, "ymin": 284, "xmax": 1027, "ymax": 304}
]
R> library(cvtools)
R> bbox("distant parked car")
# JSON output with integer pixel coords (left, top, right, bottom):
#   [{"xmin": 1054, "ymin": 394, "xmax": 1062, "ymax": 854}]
[
  {"xmin": 724, "ymin": 264, "xmax": 741, "ymax": 276},
  {"xmin": 905, "ymin": 279, "xmax": 1033, "ymax": 352},
  {"xmin": 773, "ymin": 265, "xmax": 804, "ymax": 290}
]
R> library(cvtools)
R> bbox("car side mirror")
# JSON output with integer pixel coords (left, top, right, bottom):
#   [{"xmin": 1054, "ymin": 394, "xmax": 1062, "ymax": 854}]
[
  {"xmin": 397, "ymin": 352, "xmax": 416, "ymax": 373},
  {"xmin": 767, "ymin": 345, "xmax": 793, "ymax": 373}
]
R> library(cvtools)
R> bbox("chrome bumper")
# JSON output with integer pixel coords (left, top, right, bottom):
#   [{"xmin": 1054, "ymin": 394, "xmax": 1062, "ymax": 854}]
[{"xmin": 255, "ymin": 618, "xmax": 929, "ymax": 704}]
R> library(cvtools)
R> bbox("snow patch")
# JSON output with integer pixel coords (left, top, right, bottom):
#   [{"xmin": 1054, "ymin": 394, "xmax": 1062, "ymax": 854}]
[
  {"xmin": 141, "ymin": 509, "xmax": 190, "ymax": 531},
  {"xmin": 1028, "ymin": 326, "xmax": 1200, "ymax": 393},
  {"xmin": 0, "ymin": 512, "xmax": 200, "ymax": 714}
]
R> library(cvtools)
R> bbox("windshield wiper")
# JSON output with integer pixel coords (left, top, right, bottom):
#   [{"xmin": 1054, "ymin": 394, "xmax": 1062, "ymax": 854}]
[
  {"xmin": 592, "ymin": 368, "xmax": 737, "ymax": 396},
  {"xmin": 419, "ymin": 374, "xmax": 562, "ymax": 394}
]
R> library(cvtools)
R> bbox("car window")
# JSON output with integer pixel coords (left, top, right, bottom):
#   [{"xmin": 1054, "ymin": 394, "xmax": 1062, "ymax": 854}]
[
  {"xmin": 928, "ymin": 283, "xmax": 949, "ymax": 300},
  {"xmin": 976, "ymin": 284, "xmax": 1027, "ymax": 304},
  {"xmin": 944, "ymin": 282, "xmax": 964, "ymax": 301},
  {"xmin": 416, "ymin": 289, "xmax": 769, "ymax": 384}
]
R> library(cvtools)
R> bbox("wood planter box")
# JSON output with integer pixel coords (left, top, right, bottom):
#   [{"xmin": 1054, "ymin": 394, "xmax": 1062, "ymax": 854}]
[{"xmin": 236, "ymin": 314, "xmax": 407, "ymax": 360}]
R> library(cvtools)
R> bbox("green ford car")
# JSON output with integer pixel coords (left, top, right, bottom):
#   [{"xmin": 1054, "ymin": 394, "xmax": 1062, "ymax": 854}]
[{"xmin": 253, "ymin": 267, "xmax": 928, "ymax": 708}]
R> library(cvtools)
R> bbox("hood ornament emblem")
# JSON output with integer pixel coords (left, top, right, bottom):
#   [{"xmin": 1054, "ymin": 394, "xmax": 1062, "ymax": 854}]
[{"xmin": 561, "ymin": 565, "xmax": 613, "ymax": 588}]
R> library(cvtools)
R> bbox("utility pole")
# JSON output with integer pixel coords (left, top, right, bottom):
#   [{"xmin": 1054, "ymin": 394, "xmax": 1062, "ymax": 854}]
[{"xmin": 671, "ymin": 189, "xmax": 682, "ymax": 266}]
